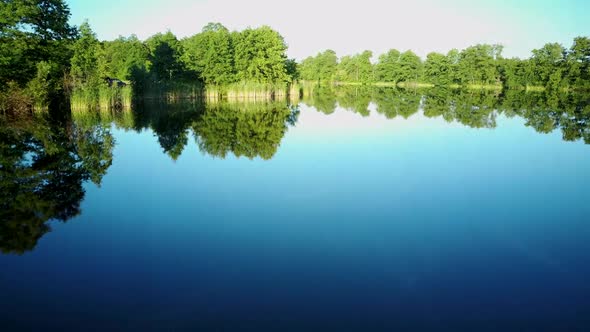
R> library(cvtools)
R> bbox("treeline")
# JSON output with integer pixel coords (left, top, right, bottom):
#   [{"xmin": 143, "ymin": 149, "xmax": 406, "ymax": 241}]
[
  {"xmin": 299, "ymin": 40, "xmax": 590, "ymax": 91},
  {"xmin": 1, "ymin": 0, "xmax": 296, "ymax": 111},
  {"xmin": 71, "ymin": 22, "xmax": 296, "ymax": 91},
  {"xmin": 1, "ymin": 0, "xmax": 589, "ymax": 113},
  {"xmin": 69, "ymin": 20, "xmax": 297, "ymax": 107}
]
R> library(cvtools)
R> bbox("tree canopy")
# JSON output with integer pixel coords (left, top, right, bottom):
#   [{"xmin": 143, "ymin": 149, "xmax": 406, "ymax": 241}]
[
  {"xmin": 1, "ymin": 6, "xmax": 590, "ymax": 113},
  {"xmin": 0, "ymin": 0, "xmax": 76, "ymax": 105}
]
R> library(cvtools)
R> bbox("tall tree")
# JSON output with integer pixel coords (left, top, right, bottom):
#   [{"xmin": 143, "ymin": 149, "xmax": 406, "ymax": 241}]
[
  {"xmin": 101, "ymin": 35, "xmax": 150, "ymax": 81},
  {"xmin": 397, "ymin": 50, "xmax": 422, "ymax": 83},
  {"xmin": 0, "ymin": 0, "xmax": 76, "ymax": 89},
  {"xmin": 145, "ymin": 31, "xmax": 186, "ymax": 81},
  {"xmin": 70, "ymin": 21, "xmax": 101, "ymax": 86},
  {"xmin": 566, "ymin": 37, "xmax": 590, "ymax": 89},
  {"xmin": 316, "ymin": 50, "xmax": 338, "ymax": 82},
  {"xmin": 182, "ymin": 23, "xmax": 235, "ymax": 85},
  {"xmin": 457, "ymin": 44, "xmax": 502, "ymax": 85},
  {"xmin": 335, "ymin": 51, "xmax": 373, "ymax": 83},
  {"xmin": 232, "ymin": 26, "xmax": 289, "ymax": 83},
  {"xmin": 424, "ymin": 52, "xmax": 451, "ymax": 85},
  {"xmin": 375, "ymin": 49, "xmax": 401, "ymax": 82},
  {"xmin": 531, "ymin": 43, "xmax": 566, "ymax": 91}
]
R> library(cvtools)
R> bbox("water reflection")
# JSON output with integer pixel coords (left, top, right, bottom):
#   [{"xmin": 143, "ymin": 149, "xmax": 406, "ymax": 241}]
[
  {"xmin": 195, "ymin": 102, "xmax": 299, "ymax": 160},
  {"xmin": 302, "ymin": 87, "xmax": 590, "ymax": 142},
  {"xmin": 1, "ymin": 88, "xmax": 589, "ymax": 254},
  {"xmin": 0, "ymin": 111, "xmax": 114, "ymax": 254}
]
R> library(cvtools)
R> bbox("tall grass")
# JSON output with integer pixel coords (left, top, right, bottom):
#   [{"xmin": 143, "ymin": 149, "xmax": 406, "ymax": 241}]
[
  {"xmin": 71, "ymin": 85, "xmax": 133, "ymax": 111},
  {"xmin": 141, "ymin": 81, "xmax": 204, "ymax": 101},
  {"xmin": 223, "ymin": 81, "xmax": 289, "ymax": 101}
]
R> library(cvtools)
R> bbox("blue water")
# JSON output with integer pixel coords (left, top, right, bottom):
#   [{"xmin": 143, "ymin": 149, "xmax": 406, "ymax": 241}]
[{"xmin": 1, "ymin": 97, "xmax": 590, "ymax": 331}]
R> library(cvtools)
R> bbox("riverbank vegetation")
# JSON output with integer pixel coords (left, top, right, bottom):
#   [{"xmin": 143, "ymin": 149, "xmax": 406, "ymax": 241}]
[
  {"xmin": 1, "ymin": 0, "xmax": 589, "ymax": 113},
  {"xmin": 299, "ymin": 41, "xmax": 590, "ymax": 92}
]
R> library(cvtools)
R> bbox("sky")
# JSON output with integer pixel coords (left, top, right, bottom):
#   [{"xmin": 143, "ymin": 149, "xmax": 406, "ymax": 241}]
[{"xmin": 67, "ymin": 0, "xmax": 589, "ymax": 61}]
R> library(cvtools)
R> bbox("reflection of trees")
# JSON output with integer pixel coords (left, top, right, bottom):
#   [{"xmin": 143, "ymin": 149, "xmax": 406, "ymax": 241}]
[
  {"xmin": 502, "ymin": 91, "xmax": 590, "ymax": 143},
  {"xmin": 138, "ymin": 103, "xmax": 201, "ymax": 160},
  {"xmin": 422, "ymin": 89, "xmax": 500, "ymax": 128},
  {"xmin": 422, "ymin": 88, "xmax": 590, "ymax": 142},
  {"xmin": 304, "ymin": 86, "xmax": 590, "ymax": 144},
  {"xmin": 452, "ymin": 91, "xmax": 499, "ymax": 129},
  {"xmin": 80, "ymin": 102, "xmax": 203, "ymax": 161},
  {"xmin": 0, "ymin": 112, "xmax": 114, "ymax": 254},
  {"xmin": 193, "ymin": 102, "xmax": 297, "ymax": 160},
  {"xmin": 422, "ymin": 88, "xmax": 455, "ymax": 122},
  {"xmin": 76, "ymin": 100, "xmax": 299, "ymax": 162},
  {"xmin": 302, "ymin": 85, "xmax": 337, "ymax": 114},
  {"xmin": 373, "ymin": 87, "xmax": 421, "ymax": 119},
  {"xmin": 335, "ymin": 86, "xmax": 372, "ymax": 116}
]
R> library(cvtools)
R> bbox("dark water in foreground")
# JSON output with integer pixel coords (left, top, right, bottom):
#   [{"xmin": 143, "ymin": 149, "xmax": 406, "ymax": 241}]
[{"xmin": 1, "ymin": 88, "xmax": 590, "ymax": 331}]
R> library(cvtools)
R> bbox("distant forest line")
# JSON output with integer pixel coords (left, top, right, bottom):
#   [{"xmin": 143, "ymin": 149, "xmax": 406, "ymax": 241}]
[{"xmin": 1, "ymin": 0, "xmax": 589, "ymax": 112}]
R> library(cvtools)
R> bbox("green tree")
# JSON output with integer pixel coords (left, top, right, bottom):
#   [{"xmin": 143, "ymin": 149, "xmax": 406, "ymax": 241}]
[
  {"xmin": 335, "ymin": 51, "xmax": 373, "ymax": 83},
  {"xmin": 446, "ymin": 49, "xmax": 461, "ymax": 85},
  {"xmin": 530, "ymin": 43, "xmax": 566, "ymax": 91},
  {"xmin": 356, "ymin": 51, "xmax": 374, "ymax": 83},
  {"xmin": 101, "ymin": 35, "xmax": 150, "ymax": 81},
  {"xmin": 300, "ymin": 51, "xmax": 339, "ymax": 82},
  {"xmin": 457, "ymin": 44, "xmax": 502, "ymax": 85},
  {"xmin": 375, "ymin": 49, "xmax": 401, "ymax": 82},
  {"xmin": 0, "ymin": 0, "xmax": 76, "ymax": 87},
  {"xmin": 0, "ymin": 0, "xmax": 76, "ymax": 110},
  {"xmin": 313, "ymin": 50, "xmax": 338, "ymax": 82},
  {"xmin": 25, "ymin": 61, "xmax": 57, "ymax": 108},
  {"xmin": 397, "ymin": 50, "xmax": 422, "ymax": 83},
  {"xmin": 232, "ymin": 26, "xmax": 289, "ymax": 83},
  {"xmin": 424, "ymin": 52, "xmax": 451, "ymax": 85},
  {"xmin": 566, "ymin": 37, "xmax": 590, "ymax": 89},
  {"xmin": 70, "ymin": 21, "xmax": 101, "ymax": 87},
  {"xmin": 182, "ymin": 23, "xmax": 235, "ymax": 85},
  {"xmin": 145, "ymin": 31, "xmax": 186, "ymax": 81},
  {"xmin": 285, "ymin": 58, "xmax": 299, "ymax": 81},
  {"xmin": 499, "ymin": 58, "xmax": 529, "ymax": 89}
]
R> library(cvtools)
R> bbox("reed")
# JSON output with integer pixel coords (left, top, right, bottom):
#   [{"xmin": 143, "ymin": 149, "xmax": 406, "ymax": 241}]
[
  {"xmin": 141, "ymin": 81, "xmax": 204, "ymax": 101},
  {"xmin": 464, "ymin": 84, "xmax": 503, "ymax": 90},
  {"xmin": 525, "ymin": 85, "xmax": 546, "ymax": 92},
  {"xmin": 112, "ymin": 108, "xmax": 135, "ymax": 130},
  {"xmin": 71, "ymin": 85, "xmax": 133, "ymax": 111},
  {"xmin": 224, "ymin": 81, "xmax": 284, "ymax": 101},
  {"xmin": 397, "ymin": 82, "xmax": 435, "ymax": 88}
]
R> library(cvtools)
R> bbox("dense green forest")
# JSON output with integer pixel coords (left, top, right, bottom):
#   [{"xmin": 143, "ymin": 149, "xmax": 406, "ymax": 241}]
[
  {"xmin": 1, "ymin": 0, "xmax": 589, "ymax": 113},
  {"xmin": 300, "ymin": 42, "xmax": 590, "ymax": 91}
]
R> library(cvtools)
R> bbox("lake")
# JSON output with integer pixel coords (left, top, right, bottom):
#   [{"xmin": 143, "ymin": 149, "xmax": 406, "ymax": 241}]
[{"xmin": 1, "ymin": 87, "xmax": 590, "ymax": 331}]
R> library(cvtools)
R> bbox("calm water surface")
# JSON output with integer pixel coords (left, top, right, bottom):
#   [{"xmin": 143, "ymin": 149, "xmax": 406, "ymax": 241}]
[{"xmin": 1, "ymin": 88, "xmax": 590, "ymax": 331}]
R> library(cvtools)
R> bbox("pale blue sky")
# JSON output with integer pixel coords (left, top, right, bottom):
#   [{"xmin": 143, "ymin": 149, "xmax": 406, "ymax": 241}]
[{"xmin": 67, "ymin": 0, "xmax": 589, "ymax": 60}]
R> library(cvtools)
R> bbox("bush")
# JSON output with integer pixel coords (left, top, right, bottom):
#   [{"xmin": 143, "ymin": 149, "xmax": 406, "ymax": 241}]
[{"xmin": 0, "ymin": 82, "xmax": 33, "ymax": 115}]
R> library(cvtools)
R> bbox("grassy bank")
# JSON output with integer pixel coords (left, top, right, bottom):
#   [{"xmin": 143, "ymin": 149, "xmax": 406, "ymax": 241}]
[
  {"xmin": 206, "ymin": 82, "xmax": 300, "ymax": 102},
  {"xmin": 138, "ymin": 81, "xmax": 301, "ymax": 102},
  {"xmin": 141, "ymin": 81, "xmax": 204, "ymax": 101},
  {"xmin": 71, "ymin": 85, "xmax": 132, "ymax": 110},
  {"xmin": 332, "ymin": 81, "xmax": 503, "ymax": 90}
]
